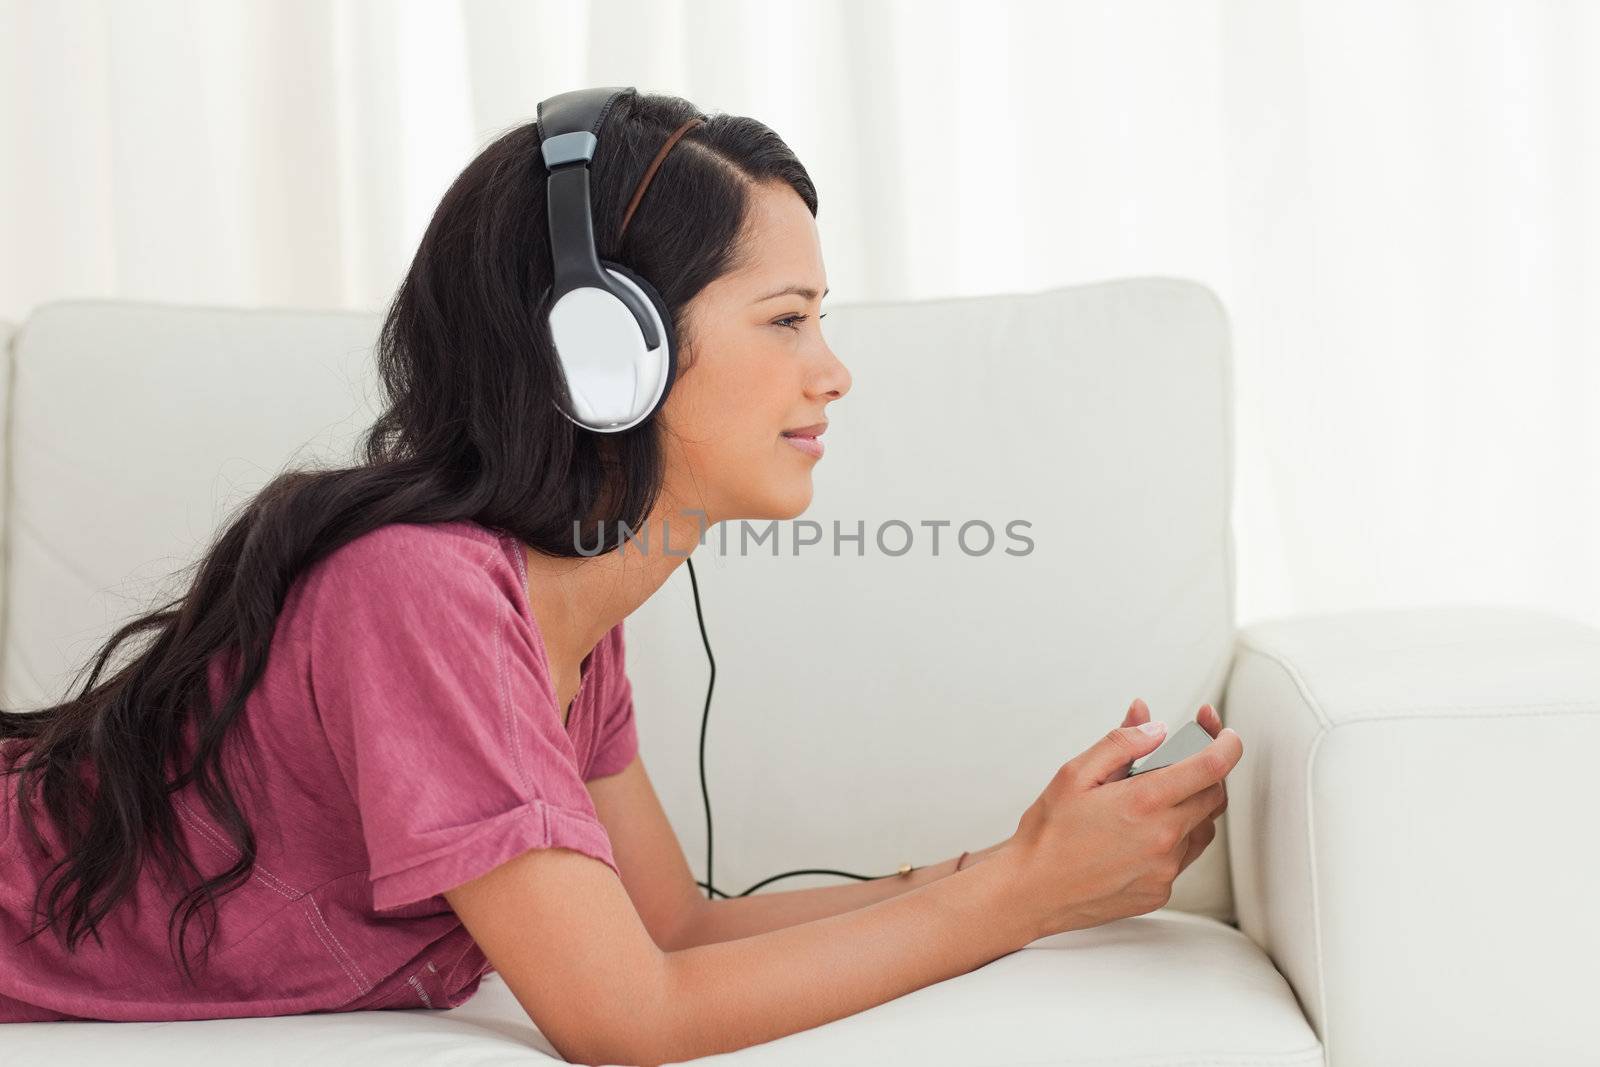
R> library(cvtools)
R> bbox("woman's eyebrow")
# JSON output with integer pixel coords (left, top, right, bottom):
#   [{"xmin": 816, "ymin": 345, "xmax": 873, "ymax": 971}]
[{"xmin": 753, "ymin": 284, "xmax": 829, "ymax": 303}]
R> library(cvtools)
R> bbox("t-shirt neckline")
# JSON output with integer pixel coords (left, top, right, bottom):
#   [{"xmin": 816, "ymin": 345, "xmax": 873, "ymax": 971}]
[{"xmin": 499, "ymin": 528, "xmax": 596, "ymax": 734}]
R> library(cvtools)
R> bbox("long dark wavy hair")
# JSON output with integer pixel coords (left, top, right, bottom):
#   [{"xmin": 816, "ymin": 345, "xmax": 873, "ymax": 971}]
[{"xmin": 0, "ymin": 89, "xmax": 817, "ymax": 982}]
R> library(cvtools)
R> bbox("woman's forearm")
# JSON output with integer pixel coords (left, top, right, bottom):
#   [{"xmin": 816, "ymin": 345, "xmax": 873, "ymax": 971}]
[
  {"xmin": 635, "ymin": 842, "xmax": 1038, "ymax": 1067},
  {"xmin": 676, "ymin": 840, "xmax": 1008, "ymax": 949}
]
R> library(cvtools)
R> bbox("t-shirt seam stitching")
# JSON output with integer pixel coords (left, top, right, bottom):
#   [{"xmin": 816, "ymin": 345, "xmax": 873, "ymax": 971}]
[
  {"xmin": 173, "ymin": 793, "xmax": 304, "ymax": 898},
  {"xmin": 440, "ymin": 930, "xmax": 486, "ymax": 991},
  {"xmin": 483, "ymin": 538, "xmax": 537, "ymax": 803},
  {"xmin": 304, "ymin": 898, "xmax": 371, "ymax": 996},
  {"xmin": 165, "ymin": 804, "xmax": 385, "ymax": 973},
  {"xmin": 492, "ymin": 531, "xmax": 569, "ymax": 771},
  {"xmin": 498, "ymin": 526, "xmax": 632, "ymax": 779},
  {"xmin": 370, "ymin": 796, "xmax": 610, "ymax": 903},
  {"xmin": 305, "ymin": 889, "xmax": 373, "ymax": 992},
  {"xmin": 314, "ymin": 526, "xmax": 603, "ymax": 913},
  {"xmin": 307, "ymin": 523, "xmax": 522, "ymax": 805}
]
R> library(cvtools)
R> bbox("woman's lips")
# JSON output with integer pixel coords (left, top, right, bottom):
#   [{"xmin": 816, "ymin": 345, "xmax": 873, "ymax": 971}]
[{"xmin": 781, "ymin": 433, "xmax": 824, "ymax": 458}]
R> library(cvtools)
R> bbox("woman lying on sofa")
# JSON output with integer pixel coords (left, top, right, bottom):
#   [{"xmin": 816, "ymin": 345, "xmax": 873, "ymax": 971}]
[{"xmin": 0, "ymin": 86, "xmax": 1241, "ymax": 1064}]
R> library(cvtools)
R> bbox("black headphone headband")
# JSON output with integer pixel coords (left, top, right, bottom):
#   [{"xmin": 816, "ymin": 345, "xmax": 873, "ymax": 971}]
[{"xmin": 535, "ymin": 86, "xmax": 659, "ymax": 350}]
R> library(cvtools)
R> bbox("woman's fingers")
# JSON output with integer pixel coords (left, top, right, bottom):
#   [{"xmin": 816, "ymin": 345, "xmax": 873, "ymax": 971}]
[
  {"xmin": 1103, "ymin": 700, "xmax": 1153, "ymax": 783},
  {"xmin": 1177, "ymin": 818, "xmax": 1217, "ymax": 874},
  {"xmin": 1193, "ymin": 704, "xmax": 1230, "ymax": 817},
  {"xmin": 1124, "ymin": 700, "xmax": 1222, "ymax": 735},
  {"xmin": 1115, "ymin": 702, "xmax": 1230, "ymax": 814}
]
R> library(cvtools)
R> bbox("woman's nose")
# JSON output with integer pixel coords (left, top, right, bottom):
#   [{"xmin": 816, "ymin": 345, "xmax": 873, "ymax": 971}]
[{"xmin": 814, "ymin": 342, "xmax": 851, "ymax": 399}]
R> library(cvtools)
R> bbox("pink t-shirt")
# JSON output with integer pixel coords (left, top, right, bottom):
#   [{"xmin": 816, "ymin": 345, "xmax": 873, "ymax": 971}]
[{"xmin": 0, "ymin": 519, "xmax": 637, "ymax": 1022}]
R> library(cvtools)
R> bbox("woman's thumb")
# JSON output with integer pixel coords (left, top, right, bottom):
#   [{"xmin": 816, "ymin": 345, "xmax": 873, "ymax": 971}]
[{"xmin": 1072, "ymin": 720, "xmax": 1168, "ymax": 786}]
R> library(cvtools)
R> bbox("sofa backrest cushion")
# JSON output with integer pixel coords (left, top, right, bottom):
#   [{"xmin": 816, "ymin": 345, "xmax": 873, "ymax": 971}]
[{"xmin": 1, "ymin": 278, "xmax": 1237, "ymax": 922}]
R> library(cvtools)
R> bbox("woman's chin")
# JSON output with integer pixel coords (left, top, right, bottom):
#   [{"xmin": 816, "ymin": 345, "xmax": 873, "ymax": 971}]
[{"xmin": 755, "ymin": 477, "xmax": 814, "ymax": 522}]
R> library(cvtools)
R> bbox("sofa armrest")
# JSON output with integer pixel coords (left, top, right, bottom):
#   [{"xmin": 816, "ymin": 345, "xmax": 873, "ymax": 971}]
[{"xmin": 1222, "ymin": 605, "xmax": 1600, "ymax": 1067}]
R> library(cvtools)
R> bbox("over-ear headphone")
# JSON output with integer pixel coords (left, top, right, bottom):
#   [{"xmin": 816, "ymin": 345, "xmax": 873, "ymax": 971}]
[
  {"xmin": 535, "ymin": 86, "xmax": 921, "ymax": 899},
  {"xmin": 536, "ymin": 86, "xmax": 687, "ymax": 433}
]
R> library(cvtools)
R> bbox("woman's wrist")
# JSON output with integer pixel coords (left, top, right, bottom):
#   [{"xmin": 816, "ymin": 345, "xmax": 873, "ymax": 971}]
[
  {"xmin": 888, "ymin": 839, "xmax": 1010, "ymax": 891},
  {"xmin": 945, "ymin": 839, "xmax": 1007, "ymax": 878}
]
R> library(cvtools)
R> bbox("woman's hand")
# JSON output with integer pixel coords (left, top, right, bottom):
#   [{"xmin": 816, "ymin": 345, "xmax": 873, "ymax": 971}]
[
  {"xmin": 960, "ymin": 700, "xmax": 1230, "ymax": 877},
  {"xmin": 1115, "ymin": 698, "xmax": 1228, "ymax": 874},
  {"xmin": 1001, "ymin": 698, "xmax": 1241, "ymax": 939}
]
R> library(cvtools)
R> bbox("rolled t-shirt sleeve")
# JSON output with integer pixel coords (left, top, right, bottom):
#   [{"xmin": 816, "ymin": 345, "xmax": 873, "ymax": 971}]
[{"xmin": 305, "ymin": 527, "xmax": 620, "ymax": 912}]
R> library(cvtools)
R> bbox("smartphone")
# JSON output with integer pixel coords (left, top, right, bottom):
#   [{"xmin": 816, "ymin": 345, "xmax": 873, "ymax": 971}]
[{"xmin": 1127, "ymin": 719, "xmax": 1213, "ymax": 776}]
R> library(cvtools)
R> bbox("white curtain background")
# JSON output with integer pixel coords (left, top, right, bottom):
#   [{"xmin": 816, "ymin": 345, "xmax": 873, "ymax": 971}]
[{"xmin": 1, "ymin": 0, "xmax": 1596, "ymax": 631}]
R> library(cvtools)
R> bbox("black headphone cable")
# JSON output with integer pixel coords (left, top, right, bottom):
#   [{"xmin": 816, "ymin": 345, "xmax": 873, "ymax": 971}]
[{"xmin": 683, "ymin": 555, "xmax": 910, "ymax": 899}]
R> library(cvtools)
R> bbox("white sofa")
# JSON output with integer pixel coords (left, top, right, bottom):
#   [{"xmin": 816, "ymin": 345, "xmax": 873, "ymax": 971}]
[{"xmin": 2, "ymin": 279, "xmax": 1596, "ymax": 1065}]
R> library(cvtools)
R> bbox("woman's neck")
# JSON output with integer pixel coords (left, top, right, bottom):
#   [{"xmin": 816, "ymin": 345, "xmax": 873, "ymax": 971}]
[{"xmin": 519, "ymin": 500, "xmax": 708, "ymax": 673}]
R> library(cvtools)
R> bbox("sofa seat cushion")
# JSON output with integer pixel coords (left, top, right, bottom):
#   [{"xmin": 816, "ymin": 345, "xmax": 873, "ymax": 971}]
[{"xmin": 4, "ymin": 909, "xmax": 1320, "ymax": 1066}]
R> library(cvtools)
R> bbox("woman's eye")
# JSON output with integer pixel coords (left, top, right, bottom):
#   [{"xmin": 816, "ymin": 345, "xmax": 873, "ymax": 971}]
[{"xmin": 775, "ymin": 313, "xmax": 828, "ymax": 331}]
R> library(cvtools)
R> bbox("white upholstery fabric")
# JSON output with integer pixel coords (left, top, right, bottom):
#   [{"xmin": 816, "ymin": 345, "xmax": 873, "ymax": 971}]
[
  {"xmin": 2, "ymin": 910, "xmax": 1320, "ymax": 1067},
  {"xmin": 0, "ymin": 318, "xmax": 12, "ymax": 631},
  {"xmin": 0, "ymin": 280, "xmax": 1241, "ymax": 926},
  {"xmin": 0, "ymin": 283, "xmax": 1298, "ymax": 1064},
  {"xmin": 1224, "ymin": 605, "xmax": 1600, "ymax": 1066},
  {"xmin": 621, "ymin": 276, "xmax": 1240, "ymax": 925},
  {"xmin": 1, "ymin": 300, "xmax": 383, "ymax": 714},
  {"xmin": 18, "ymin": 281, "xmax": 1594, "ymax": 1062}
]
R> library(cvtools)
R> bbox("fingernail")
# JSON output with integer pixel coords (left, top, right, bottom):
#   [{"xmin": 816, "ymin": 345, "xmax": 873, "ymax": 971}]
[{"xmin": 1138, "ymin": 721, "xmax": 1166, "ymax": 735}]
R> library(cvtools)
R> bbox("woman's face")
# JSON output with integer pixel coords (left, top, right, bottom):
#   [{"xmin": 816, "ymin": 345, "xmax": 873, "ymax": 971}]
[{"xmin": 659, "ymin": 180, "xmax": 852, "ymax": 525}]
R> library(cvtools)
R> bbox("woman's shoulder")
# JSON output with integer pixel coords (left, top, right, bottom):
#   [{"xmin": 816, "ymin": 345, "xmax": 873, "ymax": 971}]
[
  {"xmin": 318, "ymin": 519, "xmax": 511, "ymax": 573},
  {"xmin": 311, "ymin": 519, "xmax": 521, "ymax": 587},
  {"xmin": 284, "ymin": 520, "xmax": 524, "ymax": 631}
]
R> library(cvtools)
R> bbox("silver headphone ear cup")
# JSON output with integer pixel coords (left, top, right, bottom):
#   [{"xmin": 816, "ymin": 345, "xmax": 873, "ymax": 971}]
[
  {"xmin": 547, "ymin": 263, "xmax": 675, "ymax": 432},
  {"xmin": 599, "ymin": 259, "xmax": 678, "ymax": 412}
]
